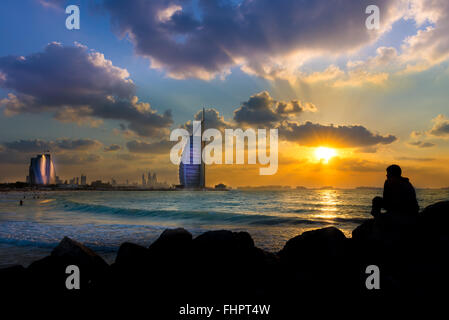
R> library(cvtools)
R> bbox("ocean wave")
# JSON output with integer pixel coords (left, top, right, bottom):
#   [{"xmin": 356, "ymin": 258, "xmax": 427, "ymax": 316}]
[{"xmin": 57, "ymin": 199, "xmax": 366, "ymax": 227}]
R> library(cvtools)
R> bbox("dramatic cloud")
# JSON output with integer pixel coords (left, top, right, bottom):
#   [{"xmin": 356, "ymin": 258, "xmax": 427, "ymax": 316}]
[
  {"xmin": 101, "ymin": 0, "xmax": 404, "ymax": 79},
  {"xmin": 182, "ymin": 107, "xmax": 234, "ymax": 133},
  {"xmin": 104, "ymin": 144, "xmax": 121, "ymax": 152},
  {"xmin": 233, "ymin": 91, "xmax": 316, "ymax": 126},
  {"xmin": 2, "ymin": 139, "xmax": 101, "ymax": 153},
  {"xmin": 0, "ymin": 138, "xmax": 102, "ymax": 166},
  {"xmin": 408, "ymin": 141, "xmax": 435, "ymax": 148},
  {"xmin": 0, "ymin": 42, "xmax": 173, "ymax": 137},
  {"xmin": 194, "ymin": 108, "xmax": 233, "ymax": 130},
  {"xmin": 126, "ymin": 140, "xmax": 172, "ymax": 154},
  {"xmin": 277, "ymin": 121, "xmax": 397, "ymax": 148},
  {"xmin": 428, "ymin": 114, "xmax": 449, "ymax": 137}
]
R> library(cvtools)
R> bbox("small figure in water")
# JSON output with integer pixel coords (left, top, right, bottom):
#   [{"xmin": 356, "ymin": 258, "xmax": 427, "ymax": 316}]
[
  {"xmin": 19, "ymin": 200, "xmax": 23, "ymax": 206},
  {"xmin": 371, "ymin": 164, "xmax": 419, "ymax": 217}
]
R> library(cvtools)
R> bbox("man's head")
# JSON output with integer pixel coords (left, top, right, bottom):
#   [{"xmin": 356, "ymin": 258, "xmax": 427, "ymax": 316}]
[{"xmin": 386, "ymin": 164, "xmax": 402, "ymax": 179}]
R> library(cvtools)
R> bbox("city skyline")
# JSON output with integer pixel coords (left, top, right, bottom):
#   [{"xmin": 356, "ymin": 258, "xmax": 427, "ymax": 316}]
[{"xmin": 1, "ymin": 0, "xmax": 449, "ymax": 188}]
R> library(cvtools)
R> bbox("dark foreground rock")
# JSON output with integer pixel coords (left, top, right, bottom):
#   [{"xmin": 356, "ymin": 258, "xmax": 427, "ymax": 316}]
[
  {"xmin": 25, "ymin": 237, "xmax": 108, "ymax": 293},
  {"xmin": 2, "ymin": 201, "xmax": 449, "ymax": 310}
]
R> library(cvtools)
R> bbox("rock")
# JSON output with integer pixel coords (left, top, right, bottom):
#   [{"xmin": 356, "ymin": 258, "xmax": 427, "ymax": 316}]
[
  {"xmin": 279, "ymin": 227, "xmax": 347, "ymax": 266},
  {"xmin": 149, "ymin": 227, "xmax": 192, "ymax": 253},
  {"xmin": 421, "ymin": 201, "xmax": 449, "ymax": 218},
  {"xmin": 193, "ymin": 230, "xmax": 254, "ymax": 251},
  {"xmin": 352, "ymin": 219, "xmax": 377, "ymax": 241},
  {"xmin": 115, "ymin": 242, "xmax": 151, "ymax": 265},
  {"xmin": 51, "ymin": 236, "xmax": 108, "ymax": 271},
  {"xmin": 352, "ymin": 214, "xmax": 419, "ymax": 244},
  {"xmin": 0, "ymin": 265, "xmax": 26, "ymax": 292},
  {"xmin": 420, "ymin": 201, "xmax": 449, "ymax": 237},
  {"xmin": 27, "ymin": 237, "xmax": 108, "ymax": 291}
]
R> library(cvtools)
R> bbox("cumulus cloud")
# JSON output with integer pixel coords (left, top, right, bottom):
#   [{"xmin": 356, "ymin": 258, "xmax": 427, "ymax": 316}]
[
  {"xmin": 277, "ymin": 121, "xmax": 397, "ymax": 148},
  {"xmin": 428, "ymin": 114, "xmax": 449, "ymax": 137},
  {"xmin": 104, "ymin": 144, "xmax": 121, "ymax": 152},
  {"xmin": 233, "ymin": 91, "xmax": 316, "ymax": 126},
  {"xmin": 401, "ymin": 0, "xmax": 449, "ymax": 70},
  {"xmin": 0, "ymin": 42, "xmax": 173, "ymax": 137},
  {"xmin": 101, "ymin": 0, "xmax": 405, "ymax": 79},
  {"xmin": 126, "ymin": 140, "xmax": 173, "ymax": 154},
  {"xmin": 183, "ymin": 108, "xmax": 234, "ymax": 133}
]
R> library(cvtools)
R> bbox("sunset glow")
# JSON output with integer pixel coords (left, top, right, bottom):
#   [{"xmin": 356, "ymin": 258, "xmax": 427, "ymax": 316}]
[{"xmin": 314, "ymin": 147, "xmax": 337, "ymax": 163}]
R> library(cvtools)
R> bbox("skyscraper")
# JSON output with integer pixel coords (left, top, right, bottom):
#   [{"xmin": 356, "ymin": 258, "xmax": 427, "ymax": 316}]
[
  {"xmin": 142, "ymin": 173, "xmax": 146, "ymax": 186},
  {"xmin": 80, "ymin": 174, "xmax": 87, "ymax": 185},
  {"xmin": 28, "ymin": 154, "xmax": 56, "ymax": 185},
  {"xmin": 179, "ymin": 108, "xmax": 206, "ymax": 188}
]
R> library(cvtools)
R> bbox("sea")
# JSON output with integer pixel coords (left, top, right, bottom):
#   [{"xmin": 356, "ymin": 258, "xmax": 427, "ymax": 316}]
[{"xmin": 0, "ymin": 188, "xmax": 447, "ymax": 267}]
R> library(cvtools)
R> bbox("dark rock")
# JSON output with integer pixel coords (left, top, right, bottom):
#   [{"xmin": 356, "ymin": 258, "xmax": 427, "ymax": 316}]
[
  {"xmin": 148, "ymin": 227, "xmax": 192, "ymax": 253},
  {"xmin": 193, "ymin": 229, "xmax": 254, "ymax": 251},
  {"xmin": 279, "ymin": 227, "xmax": 347, "ymax": 265},
  {"xmin": 421, "ymin": 200, "xmax": 449, "ymax": 218},
  {"xmin": 0, "ymin": 265, "xmax": 26, "ymax": 292},
  {"xmin": 420, "ymin": 201, "xmax": 449, "ymax": 238},
  {"xmin": 278, "ymin": 227, "xmax": 357, "ymax": 298},
  {"xmin": 27, "ymin": 237, "xmax": 108, "ymax": 292},
  {"xmin": 51, "ymin": 237, "xmax": 108, "ymax": 270},
  {"xmin": 115, "ymin": 242, "xmax": 151, "ymax": 265}
]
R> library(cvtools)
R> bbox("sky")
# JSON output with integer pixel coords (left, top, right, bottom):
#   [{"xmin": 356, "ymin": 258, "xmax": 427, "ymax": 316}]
[{"xmin": 1, "ymin": 0, "xmax": 449, "ymax": 188}]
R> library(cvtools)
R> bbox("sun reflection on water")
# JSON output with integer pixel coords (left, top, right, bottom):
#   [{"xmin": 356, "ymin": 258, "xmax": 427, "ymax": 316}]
[{"xmin": 315, "ymin": 189, "xmax": 339, "ymax": 219}]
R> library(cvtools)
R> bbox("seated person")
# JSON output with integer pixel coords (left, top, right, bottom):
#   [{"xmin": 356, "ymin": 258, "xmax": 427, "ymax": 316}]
[{"xmin": 371, "ymin": 165, "xmax": 419, "ymax": 218}]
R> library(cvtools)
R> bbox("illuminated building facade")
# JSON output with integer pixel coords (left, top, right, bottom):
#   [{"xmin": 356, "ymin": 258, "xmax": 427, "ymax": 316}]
[{"xmin": 29, "ymin": 154, "xmax": 56, "ymax": 185}]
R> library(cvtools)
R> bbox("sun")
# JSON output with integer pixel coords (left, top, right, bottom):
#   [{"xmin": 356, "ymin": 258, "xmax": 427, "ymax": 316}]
[{"xmin": 315, "ymin": 147, "xmax": 337, "ymax": 163}]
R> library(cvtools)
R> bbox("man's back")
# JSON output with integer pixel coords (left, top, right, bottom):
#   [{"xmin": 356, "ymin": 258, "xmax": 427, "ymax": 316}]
[{"xmin": 383, "ymin": 176, "xmax": 419, "ymax": 216}]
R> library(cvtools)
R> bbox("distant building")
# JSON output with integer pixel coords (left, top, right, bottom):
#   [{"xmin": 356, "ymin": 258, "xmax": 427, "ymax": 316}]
[
  {"xmin": 145, "ymin": 171, "xmax": 159, "ymax": 187},
  {"xmin": 80, "ymin": 174, "xmax": 87, "ymax": 185},
  {"xmin": 76, "ymin": 177, "xmax": 79, "ymax": 185},
  {"xmin": 215, "ymin": 183, "xmax": 227, "ymax": 190},
  {"xmin": 91, "ymin": 180, "xmax": 111, "ymax": 188},
  {"xmin": 29, "ymin": 154, "xmax": 56, "ymax": 185},
  {"xmin": 142, "ymin": 174, "xmax": 146, "ymax": 186}
]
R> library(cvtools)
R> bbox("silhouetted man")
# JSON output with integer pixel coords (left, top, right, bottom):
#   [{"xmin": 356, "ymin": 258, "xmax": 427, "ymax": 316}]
[{"xmin": 371, "ymin": 165, "xmax": 419, "ymax": 217}]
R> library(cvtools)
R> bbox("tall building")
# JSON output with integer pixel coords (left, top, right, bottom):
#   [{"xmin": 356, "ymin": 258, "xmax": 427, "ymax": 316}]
[
  {"xmin": 80, "ymin": 174, "xmax": 87, "ymax": 185},
  {"xmin": 142, "ymin": 173, "xmax": 146, "ymax": 186},
  {"xmin": 179, "ymin": 108, "xmax": 206, "ymax": 188},
  {"xmin": 28, "ymin": 154, "xmax": 56, "ymax": 185}
]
